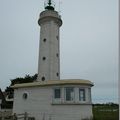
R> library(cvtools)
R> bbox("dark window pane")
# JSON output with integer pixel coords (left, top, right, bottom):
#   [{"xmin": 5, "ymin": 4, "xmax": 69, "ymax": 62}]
[
  {"xmin": 41, "ymin": 77, "xmax": 45, "ymax": 81},
  {"xmin": 42, "ymin": 57, "xmax": 46, "ymax": 60},
  {"xmin": 54, "ymin": 88, "xmax": 61, "ymax": 99},
  {"xmin": 56, "ymin": 73, "xmax": 59, "ymax": 76},
  {"xmin": 43, "ymin": 38, "xmax": 46, "ymax": 42},
  {"xmin": 66, "ymin": 87, "xmax": 74, "ymax": 101},
  {"xmin": 79, "ymin": 89, "xmax": 85, "ymax": 101},
  {"xmin": 56, "ymin": 53, "xmax": 59, "ymax": 57},
  {"xmin": 23, "ymin": 93, "xmax": 28, "ymax": 100},
  {"xmin": 56, "ymin": 36, "xmax": 59, "ymax": 40}
]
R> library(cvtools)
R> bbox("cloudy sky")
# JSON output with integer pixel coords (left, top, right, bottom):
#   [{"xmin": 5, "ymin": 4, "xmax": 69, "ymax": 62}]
[{"xmin": 0, "ymin": 0, "xmax": 118, "ymax": 103}]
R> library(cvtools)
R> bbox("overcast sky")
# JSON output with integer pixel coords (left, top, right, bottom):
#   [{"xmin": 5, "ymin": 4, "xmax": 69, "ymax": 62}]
[{"xmin": 0, "ymin": 0, "xmax": 118, "ymax": 103}]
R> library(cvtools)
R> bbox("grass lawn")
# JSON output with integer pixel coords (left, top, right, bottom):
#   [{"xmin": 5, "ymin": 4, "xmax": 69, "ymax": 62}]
[{"xmin": 92, "ymin": 104, "xmax": 119, "ymax": 120}]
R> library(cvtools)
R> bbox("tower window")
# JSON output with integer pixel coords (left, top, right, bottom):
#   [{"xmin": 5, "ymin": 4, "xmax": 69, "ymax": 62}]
[
  {"xmin": 56, "ymin": 36, "xmax": 59, "ymax": 40},
  {"xmin": 42, "ymin": 57, "xmax": 46, "ymax": 60},
  {"xmin": 56, "ymin": 53, "xmax": 59, "ymax": 57},
  {"xmin": 56, "ymin": 73, "xmax": 59, "ymax": 77},
  {"xmin": 41, "ymin": 77, "xmax": 45, "ymax": 81},
  {"xmin": 43, "ymin": 38, "xmax": 46, "ymax": 42}
]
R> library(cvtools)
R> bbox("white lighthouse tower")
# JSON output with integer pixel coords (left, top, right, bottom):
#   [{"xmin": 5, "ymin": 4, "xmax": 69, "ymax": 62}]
[
  {"xmin": 37, "ymin": 0, "xmax": 62, "ymax": 81},
  {"xmin": 12, "ymin": 1, "xmax": 94, "ymax": 120}
]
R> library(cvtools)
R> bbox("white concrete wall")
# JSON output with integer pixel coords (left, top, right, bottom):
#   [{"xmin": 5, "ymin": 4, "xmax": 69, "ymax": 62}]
[
  {"xmin": 37, "ymin": 10, "xmax": 62, "ymax": 81},
  {"xmin": 13, "ymin": 85, "xmax": 93, "ymax": 120}
]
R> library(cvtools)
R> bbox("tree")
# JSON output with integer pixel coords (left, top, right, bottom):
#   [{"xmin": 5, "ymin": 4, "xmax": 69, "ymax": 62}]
[
  {"xmin": 5, "ymin": 74, "xmax": 38, "ymax": 99},
  {"xmin": 10, "ymin": 74, "xmax": 38, "ymax": 86}
]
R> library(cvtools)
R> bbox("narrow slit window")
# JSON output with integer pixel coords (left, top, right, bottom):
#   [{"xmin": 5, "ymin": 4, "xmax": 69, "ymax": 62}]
[
  {"xmin": 56, "ymin": 73, "xmax": 59, "ymax": 77},
  {"xmin": 56, "ymin": 36, "xmax": 59, "ymax": 40},
  {"xmin": 56, "ymin": 53, "xmax": 59, "ymax": 57}
]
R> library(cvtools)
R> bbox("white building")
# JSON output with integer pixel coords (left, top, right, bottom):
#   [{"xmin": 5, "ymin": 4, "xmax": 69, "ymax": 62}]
[{"xmin": 12, "ymin": 1, "xmax": 94, "ymax": 120}]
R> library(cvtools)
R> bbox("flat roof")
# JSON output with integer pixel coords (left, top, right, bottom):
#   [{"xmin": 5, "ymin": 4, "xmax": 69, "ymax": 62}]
[{"xmin": 11, "ymin": 79, "xmax": 94, "ymax": 89}]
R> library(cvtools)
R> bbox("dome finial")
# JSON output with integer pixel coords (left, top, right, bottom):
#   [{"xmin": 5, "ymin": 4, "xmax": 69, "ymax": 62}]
[
  {"xmin": 44, "ymin": 0, "xmax": 55, "ymax": 10},
  {"xmin": 48, "ymin": 0, "xmax": 52, "ymax": 6}
]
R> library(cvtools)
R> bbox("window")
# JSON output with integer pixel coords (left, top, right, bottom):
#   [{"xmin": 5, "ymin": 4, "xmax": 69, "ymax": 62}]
[
  {"xmin": 41, "ymin": 77, "xmax": 45, "ymax": 81},
  {"xmin": 42, "ymin": 57, "xmax": 46, "ymax": 60},
  {"xmin": 79, "ymin": 89, "xmax": 85, "ymax": 101},
  {"xmin": 23, "ymin": 93, "xmax": 28, "ymax": 100},
  {"xmin": 56, "ymin": 72, "xmax": 59, "ymax": 77},
  {"xmin": 56, "ymin": 53, "xmax": 59, "ymax": 57},
  {"xmin": 43, "ymin": 38, "xmax": 46, "ymax": 42},
  {"xmin": 65, "ymin": 87, "xmax": 74, "ymax": 101},
  {"xmin": 54, "ymin": 88, "xmax": 61, "ymax": 99},
  {"xmin": 56, "ymin": 36, "xmax": 59, "ymax": 40}
]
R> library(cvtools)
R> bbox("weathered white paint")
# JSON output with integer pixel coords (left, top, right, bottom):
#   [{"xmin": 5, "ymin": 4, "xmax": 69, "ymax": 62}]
[
  {"xmin": 37, "ymin": 10, "xmax": 62, "ymax": 81},
  {"xmin": 13, "ymin": 84, "xmax": 93, "ymax": 120}
]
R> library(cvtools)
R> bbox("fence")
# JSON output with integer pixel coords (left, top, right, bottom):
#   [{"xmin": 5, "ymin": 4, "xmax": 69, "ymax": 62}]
[
  {"xmin": 0, "ymin": 112, "xmax": 29, "ymax": 120},
  {"xmin": 0, "ymin": 111, "xmax": 12, "ymax": 120},
  {"xmin": 0, "ymin": 111, "xmax": 93, "ymax": 120}
]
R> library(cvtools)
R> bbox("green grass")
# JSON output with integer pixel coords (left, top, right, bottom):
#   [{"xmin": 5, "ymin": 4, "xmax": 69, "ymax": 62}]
[{"xmin": 92, "ymin": 104, "xmax": 119, "ymax": 120}]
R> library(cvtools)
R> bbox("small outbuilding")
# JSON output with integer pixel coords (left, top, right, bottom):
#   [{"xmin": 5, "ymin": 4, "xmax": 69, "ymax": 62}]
[{"xmin": 12, "ymin": 79, "xmax": 93, "ymax": 120}]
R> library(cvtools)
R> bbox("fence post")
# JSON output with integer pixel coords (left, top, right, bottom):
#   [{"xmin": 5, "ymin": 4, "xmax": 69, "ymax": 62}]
[
  {"xmin": 13, "ymin": 113, "xmax": 17, "ymax": 120},
  {"xmin": 1, "ymin": 115, "xmax": 4, "ymax": 120},
  {"xmin": 24, "ymin": 112, "xmax": 28, "ymax": 120}
]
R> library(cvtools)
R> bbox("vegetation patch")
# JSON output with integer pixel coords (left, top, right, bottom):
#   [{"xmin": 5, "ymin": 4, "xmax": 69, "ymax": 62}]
[{"xmin": 92, "ymin": 103, "xmax": 119, "ymax": 120}]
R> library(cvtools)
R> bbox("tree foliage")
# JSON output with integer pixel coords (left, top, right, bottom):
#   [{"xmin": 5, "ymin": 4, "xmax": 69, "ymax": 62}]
[
  {"xmin": 5, "ymin": 74, "xmax": 38, "ymax": 99},
  {"xmin": 10, "ymin": 74, "xmax": 38, "ymax": 86}
]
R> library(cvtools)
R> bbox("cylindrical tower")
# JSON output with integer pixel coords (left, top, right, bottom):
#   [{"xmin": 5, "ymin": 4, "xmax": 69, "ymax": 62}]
[{"xmin": 37, "ymin": 0, "xmax": 62, "ymax": 81}]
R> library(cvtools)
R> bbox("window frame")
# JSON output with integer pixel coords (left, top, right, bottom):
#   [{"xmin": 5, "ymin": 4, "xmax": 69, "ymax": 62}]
[
  {"xmin": 65, "ymin": 87, "xmax": 74, "ymax": 102},
  {"xmin": 54, "ymin": 88, "xmax": 61, "ymax": 99},
  {"xmin": 88, "ymin": 88, "xmax": 91, "ymax": 102},
  {"xmin": 79, "ymin": 88, "xmax": 86, "ymax": 101}
]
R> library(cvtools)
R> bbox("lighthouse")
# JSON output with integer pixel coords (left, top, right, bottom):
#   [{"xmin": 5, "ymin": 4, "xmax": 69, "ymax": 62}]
[
  {"xmin": 37, "ymin": 0, "xmax": 62, "ymax": 81},
  {"xmin": 12, "ymin": 1, "xmax": 94, "ymax": 120}
]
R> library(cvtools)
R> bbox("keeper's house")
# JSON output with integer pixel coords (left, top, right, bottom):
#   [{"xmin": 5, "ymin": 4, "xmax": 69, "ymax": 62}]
[{"xmin": 12, "ymin": 79, "xmax": 93, "ymax": 120}]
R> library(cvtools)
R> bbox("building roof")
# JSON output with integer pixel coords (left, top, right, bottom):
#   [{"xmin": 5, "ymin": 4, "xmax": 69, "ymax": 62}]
[{"xmin": 11, "ymin": 79, "xmax": 94, "ymax": 89}]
